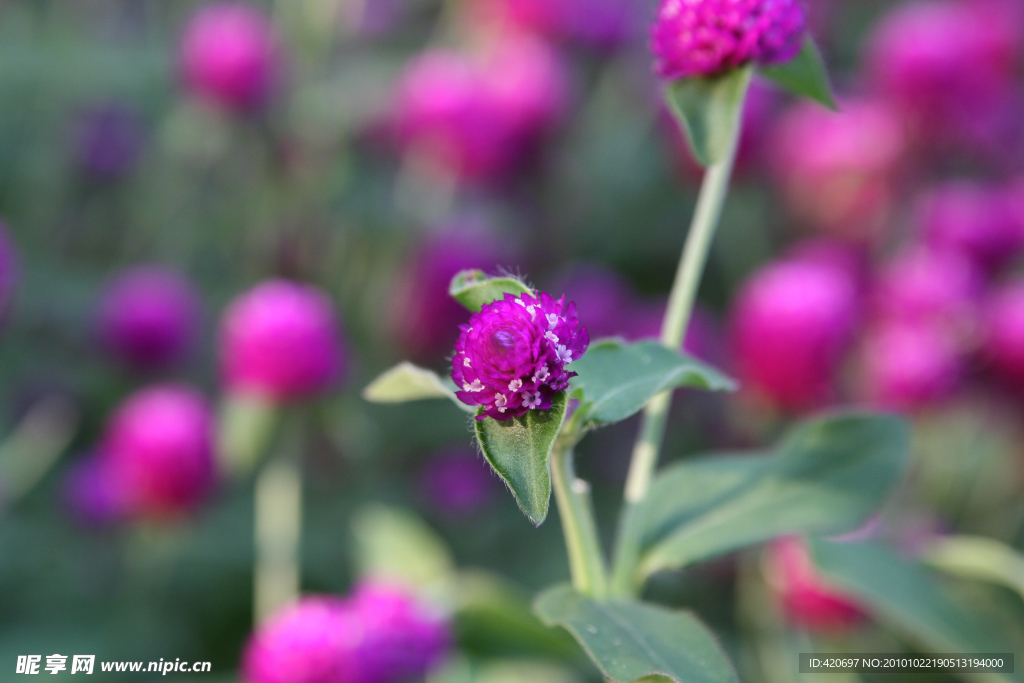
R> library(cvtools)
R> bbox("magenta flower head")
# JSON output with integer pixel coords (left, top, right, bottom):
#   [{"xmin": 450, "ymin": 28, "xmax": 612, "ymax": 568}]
[
  {"xmin": 872, "ymin": 248, "xmax": 982, "ymax": 334},
  {"xmin": 982, "ymin": 282, "xmax": 1024, "ymax": 389},
  {"xmin": 101, "ymin": 383, "xmax": 217, "ymax": 518},
  {"xmin": 242, "ymin": 597, "xmax": 361, "ymax": 683},
  {"xmin": 179, "ymin": 2, "xmax": 280, "ymax": 113},
  {"xmin": 97, "ymin": 265, "xmax": 202, "ymax": 371},
  {"xmin": 651, "ymin": 0, "xmax": 807, "ymax": 80},
  {"xmin": 766, "ymin": 536, "xmax": 865, "ymax": 632},
  {"xmin": 61, "ymin": 454, "xmax": 128, "ymax": 528},
  {"xmin": 730, "ymin": 254, "xmax": 858, "ymax": 411},
  {"xmin": 351, "ymin": 582, "xmax": 452, "ymax": 683},
  {"xmin": 220, "ymin": 280, "xmax": 345, "ymax": 402},
  {"xmin": 452, "ymin": 291, "xmax": 589, "ymax": 420},
  {"xmin": 420, "ymin": 448, "xmax": 496, "ymax": 518}
]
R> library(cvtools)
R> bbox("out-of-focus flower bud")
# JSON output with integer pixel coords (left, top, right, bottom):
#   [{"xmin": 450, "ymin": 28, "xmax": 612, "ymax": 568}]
[
  {"xmin": 651, "ymin": 0, "xmax": 806, "ymax": 80},
  {"xmin": 766, "ymin": 536, "xmax": 865, "ymax": 632},
  {"xmin": 179, "ymin": 2, "xmax": 281, "ymax": 114},
  {"xmin": 242, "ymin": 597, "xmax": 362, "ymax": 683},
  {"xmin": 771, "ymin": 99, "xmax": 904, "ymax": 243},
  {"xmin": 730, "ymin": 254, "xmax": 858, "ymax": 411},
  {"xmin": 982, "ymin": 282, "xmax": 1024, "ymax": 389},
  {"xmin": 872, "ymin": 248, "xmax": 982, "ymax": 335},
  {"xmin": 420, "ymin": 448, "xmax": 496, "ymax": 518},
  {"xmin": 220, "ymin": 280, "xmax": 345, "ymax": 402},
  {"xmin": 452, "ymin": 291, "xmax": 589, "ymax": 420},
  {"xmin": 859, "ymin": 320, "xmax": 963, "ymax": 412},
  {"xmin": 74, "ymin": 103, "xmax": 145, "ymax": 180},
  {"xmin": 61, "ymin": 454, "xmax": 128, "ymax": 528},
  {"xmin": 101, "ymin": 384, "xmax": 217, "ymax": 518},
  {"xmin": 350, "ymin": 582, "xmax": 452, "ymax": 683},
  {"xmin": 97, "ymin": 265, "xmax": 202, "ymax": 371}
]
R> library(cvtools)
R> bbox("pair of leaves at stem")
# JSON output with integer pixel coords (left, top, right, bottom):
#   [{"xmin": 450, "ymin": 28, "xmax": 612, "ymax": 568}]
[
  {"xmin": 669, "ymin": 37, "xmax": 835, "ymax": 167},
  {"xmin": 364, "ymin": 272, "xmax": 735, "ymax": 525}
]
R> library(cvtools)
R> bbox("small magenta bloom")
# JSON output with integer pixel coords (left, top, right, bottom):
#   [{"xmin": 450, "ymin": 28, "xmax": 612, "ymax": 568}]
[
  {"xmin": 220, "ymin": 280, "xmax": 345, "ymax": 402},
  {"xmin": 97, "ymin": 265, "xmax": 202, "ymax": 371},
  {"xmin": 918, "ymin": 181, "xmax": 1024, "ymax": 272},
  {"xmin": 61, "ymin": 455, "xmax": 128, "ymax": 528},
  {"xmin": 242, "ymin": 597, "xmax": 361, "ymax": 683},
  {"xmin": 766, "ymin": 537, "xmax": 865, "ymax": 632},
  {"xmin": 651, "ymin": 0, "xmax": 807, "ymax": 80},
  {"xmin": 351, "ymin": 582, "xmax": 452, "ymax": 683},
  {"xmin": 982, "ymin": 282, "xmax": 1024, "ymax": 389},
  {"xmin": 730, "ymin": 254, "xmax": 858, "ymax": 411},
  {"xmin": 179, "ymin": 2, "xmax": 280, "ymax": 113},
  {"xmin": 452, "ymin": 291, "xmax": 589, "ymax": 420},
  {"xmin": 101, "ymin": 384, "xmax": 217, "ymax": 518},
  {"xmin": 859, "ymin": 321, "xmax": 963, "ymax": 413}
]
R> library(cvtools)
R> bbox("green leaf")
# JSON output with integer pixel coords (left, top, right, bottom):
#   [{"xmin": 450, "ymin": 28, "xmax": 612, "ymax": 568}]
[
  {"xmin": 362, "ymin": 362, "xmax": 473, "ymax": 413},
  {"xmin": 759, "ymin": 37, "xmax": 837, "ymax": 110},
  {"xmin": 351, "ymin": 503, "xmax": 455, "ymax": 590},
  {"xmin": 450, "ymin": 270, "xmax": 533, "ymax": 312},
  {"xmin": 475, "ymin": 391, "xmax": 567, "ymax": 526},
  {"xmin": 569, "ymin": 339, "xmax": 735, "ymax": 426},
  {"xmin": 636, "ymin": 412, "xmax": 910, "ymax": 579},
  {"xmin": 809, "ymin": 539, "xmax": 1019, "ymax": 680},
  {"xmin": 665, "ymin": 64, "xmax": 753, "ymax": 167},
  {"xmin": 533, "ymin": 585, "xmax": 737, "ymax": 683}
]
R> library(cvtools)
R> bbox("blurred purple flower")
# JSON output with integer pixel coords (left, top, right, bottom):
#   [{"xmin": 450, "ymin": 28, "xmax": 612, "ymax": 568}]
[
  {"xmin": 452, "ymin": 291, "xmax": 589, "ymax": 420},
  {"xmin": 179, "ymin": 2, "xmax": 281, "ymax": 113},
  {"xmin": 467, "ymin": 0, "xmax": 639, "ymax": 51},
  {"xmin": 61, "ymin": 454, "xmax": 128, "ymax": 528},
  {"xmin": 420, "ymin": 449, "xmax": 496, "ymax": 518},
  {"xmin": 97, "ymin": 265, "xmax": 202, "ymax": 371},
  {"xmin": 651, "ymin": 0, "xmax": 806, "ymax": 80},
  {"xmin": 74, "ymin": 103, "xmax": 144, "ymax": 179},
  {"xmin": 730, "ymin": 253, "xmax": 859, "ymax": 411},
  {"xmin": 220, "ymin": 280, "xmax": 345, "ymax": 402},
  {"xmin": 101, "ymin": 383, "xmax": 217, "ymax": 519},
  {"xmin": 982, "ymin": 281, "xmax": 1024, "ymax": 389},
  {"xmin": 242, "ymin": 597, "xmax": 361, "ymax": 683},
  {"xmin": 859, "ymin": 320, "xmax": 963, "ymax": 412},
  {"xmin": 872, "ymin": 247, "xmax": 982, "ymax": 334}
]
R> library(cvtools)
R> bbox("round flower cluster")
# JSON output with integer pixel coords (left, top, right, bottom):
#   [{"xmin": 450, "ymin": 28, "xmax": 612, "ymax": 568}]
[
  {"xmin": 651, "ymin": 0, "xmax": 807, "ymax": 80},
  {"xmin": 452, "ymin": 291, "xmax": 589, "ymax": 420}
]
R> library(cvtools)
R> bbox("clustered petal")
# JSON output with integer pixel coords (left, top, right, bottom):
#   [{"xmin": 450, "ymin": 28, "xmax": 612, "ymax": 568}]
[
  {"xmin": 452, "ymin": 291, "xmax": 589, "ymax": 420},
  {"xmin": 651, "ymin": 0, "xmax": 807, "ymax": 80}
]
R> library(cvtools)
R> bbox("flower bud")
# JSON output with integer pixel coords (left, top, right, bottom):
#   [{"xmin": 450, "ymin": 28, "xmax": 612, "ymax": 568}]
[
  {"xmin": 242, "ymin": 597, "xmax": 361, "ymax": 683},
  {"xmin": 651, "ymin": 0, "xmax": 807, "ymax": 80},
  {"xmin": 97, "ymin": 266, "xmax": 202, "ymax": 371},
  {"xmin": 766, "ymin": 536, "xmax": 865, "ymax": 632},
  {"xmin": 220, "ymin": 280, "xmax": 345, "ymax": 402},
  {"xmin": 918, "ymin": 181, "xmax": 1024, "ymax": 272},
  {"xmin": 452, "ymin": 291, "xmax": 589, "ymax": 420},
  {"xmin": 982, "ymin": 282, "xmax": 1024, "ymax": 389},
  {"xmin": 351, "ymin": 582, "xmax": 452, "ymax": 683},
  {"xmin": 859, "ymin": 320, "xmax": 963, "ymax": 412},
  {"xmin": 179, "ymin": 2, "xmax": 280, "ymax": 113},
  {"xmin": 101, "ymin": 384, "xmax": 217, "ymax": 518},
  {"xmin": 730, "ymin": 255, "xmax": 858, "ymax": 411}
]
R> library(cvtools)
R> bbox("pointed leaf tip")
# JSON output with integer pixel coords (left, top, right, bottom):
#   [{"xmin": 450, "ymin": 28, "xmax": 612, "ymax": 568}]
[
  {"xmin": 449, "ymin": 270, "xmax": 533, "ymax": 312},
  {"xmin": 760, "ymin": 37, "xmax": 837, "ymax": 110}
]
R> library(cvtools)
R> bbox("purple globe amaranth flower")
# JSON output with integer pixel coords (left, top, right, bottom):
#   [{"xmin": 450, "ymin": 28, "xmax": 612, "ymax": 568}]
[
  {"xmin": 651, "ymin": 0, "xmax": 807, "ymax": 80},
  {"xmin": 97, "ymin": 265, "xmax": 202, "ymax": 371},
  {"xmin": 452, "ymin": 291, "xmax": 589, "ymax": 420},
  {"xmin": 179, "ymin": 2, "xmax": 281, "ymax": 114},
  {"xmin": 61, "ymin": 454, "xmax": 129, "ymax": 528},
  {"xmin": 100, "ymin": 383, "xmax": 217, "ymax": 519},
  {"xmin": 420, "ymin": 448, "xmax": 497, "ymax": 518},
  {"xmin": 242, "ymin": 597, "xmax": 362, "ymax": 683},
  {"xmin": 351, "ymin": 582, "xmax": 452, "ymax": 683},
  {"xmin": 982, "ymin": 282, "xmax": 1024, "ymax": 389},
  {"xmin": 220, "ymin": 280, "xmax": 345, "ymax": 402}
]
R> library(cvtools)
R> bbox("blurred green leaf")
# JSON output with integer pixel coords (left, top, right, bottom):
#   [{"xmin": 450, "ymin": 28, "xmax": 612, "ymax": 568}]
[
  {"xmin": 533, "ymin": 585, "xmax": 737, "ymax": 683},
  {"xmin": 569, "ymin": 339, "xmax": 735, "ymax": 426},
  {"xmin": 362, "ymin": 362, "xmax": 473, "ymax": 412},
  {"xmin": 475, "ymin": 392, "xmax": 567, "ymax": 526},
  {"xmin": 450, "ymin": 270, "xmax": 533, "ymax": 313},
  {"xmin": 0, "ymin": 396, "xmax": 78, "ymax": 511},
  {"xmin": 759, "ymin": 37, "xmax": 838, "ymax": 110},
  {"xmin": 636, "ymin": 412, "xmax": 910, "ymax": 579},
  {"xmin": 810, "ymin": 539, "xmax": 1021, "ymax": 682},
  {"xmin": 217, "ymin": 392, "xmax": 280, "ymax": 476},
  {"xmin": 665, "ymin": 65, "xmax": 753, "ymax": 167},
  {"xmin": 925, "ymin": 535, "xmax": 1024, "ymax": 604},
  {"xmin": 351, "ymin": 504, "xmax": 455, "ymax": 590}
]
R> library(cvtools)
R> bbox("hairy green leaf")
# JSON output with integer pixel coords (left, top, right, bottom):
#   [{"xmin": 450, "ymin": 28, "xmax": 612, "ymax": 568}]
[
  {"xmin": 362, "ymin": 362, "xmax": 472, "ymax": 412},
  {"xmin": 450, "ymin": 270, "xmax": 533, "ymax": 312}
]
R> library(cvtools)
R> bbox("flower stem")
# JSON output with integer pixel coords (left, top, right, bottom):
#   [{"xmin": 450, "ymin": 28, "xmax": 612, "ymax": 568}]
[
  {"xmin": 551, "ymin": 417, "xmax": 608, "ymax": 598},
  {"xmin": 610, "ymin": 93, "xmax": 746, "ymax": 596}
]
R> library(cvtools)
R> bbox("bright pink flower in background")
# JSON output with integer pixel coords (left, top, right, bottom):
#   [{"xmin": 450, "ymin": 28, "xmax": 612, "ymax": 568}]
[
  {"xmin": 651, "ymin": 0, "xmax": 807, "ymax": 79},
  {"xmin": 917, "ymin": 181, "xmax": 1024, "ymax": 273},
  {"xmin": 179, "ymin": 2, "xmax": 281, "ymax": 113},
  {"xmin": 771, "ymin": 99, "xmax": 905, "ymax": 243},
  {"xmin": 466, "ymin": 0, "xmax": 639, "ymax": 51},
  {"xmin": 982, "ymin": 282, "xmax": 1024, "ymax": 389},
  {"xmin": 242, "ymin": 597, "xmax": 362, "ymax": 683},
  {"xmin": 766, "ymin": 536, "xmax": 865, "ymax": 632},
  {"xmin": 730, "ymin": 253, "xmax": 859, "ymax": 411},
  {"xmin": 220, "ymin": 280, "xmax": 345, "ymax": 402},
  {"xmin": 101, "ymin": 384, "xmax": 217, "ymax": 518},
  {"xmin": 61, "ymin": 455, "xmax": 128, "ymax": 528},
  {"xmin": 97, "ymin": 265, "xmax": 202, "ymax": 371},
  {"xmin": 859, "ymin": 320, "xmax": 963, "ymax": 412},
  {"xmin": 420, "ymin": 448, "xmax": 497, "ymax": 518},
  {"xmin": 452, "ymin": 291, "xmax": 589, "ymax": 420}
]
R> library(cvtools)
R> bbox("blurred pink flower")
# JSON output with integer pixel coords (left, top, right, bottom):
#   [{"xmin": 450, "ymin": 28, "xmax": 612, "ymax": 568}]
[
  {"xmin": 179, "ymin": 2, "xmax": 281, "ymax": 113},
  {"xmin": 220, "ymin": 280, "xmax": 345, "ymax": 402},
  {"xmin": 466, "ymin": 0, "xmax": 639, "ymax": 51},
  {"xmin": 871, "ymin": 248, "xmax": 982, "ymax": 335},
  {"xmin": 859, "ymin": 320, "xmax": 963, "ymax": 412},
  {"xmin": 61, "ymin": 454, "xmax": 128, "ymax": 528},
  {"xmin": 97, "ymin": 265, "xmax": 202, "ymax": 372},
  {"xmin": 766, "ymin": 536, "xmax": 865, "ymax": 632},
  {"xmin": 982, "ymin": 281, "xmax": 1024, "ymax": 389},
  {"xmin": 420, "ymin": 449, "xmax": 496, "ymax": 518}
]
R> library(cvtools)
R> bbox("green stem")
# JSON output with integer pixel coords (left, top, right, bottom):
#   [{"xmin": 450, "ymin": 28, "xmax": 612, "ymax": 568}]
[
  {"xmin": 551, "ymin": 418, "xmax": 608, "ymax": 598},
  {"xmin": 610, "ymin": 96, "xmax": 745, "ymax": 597}
]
